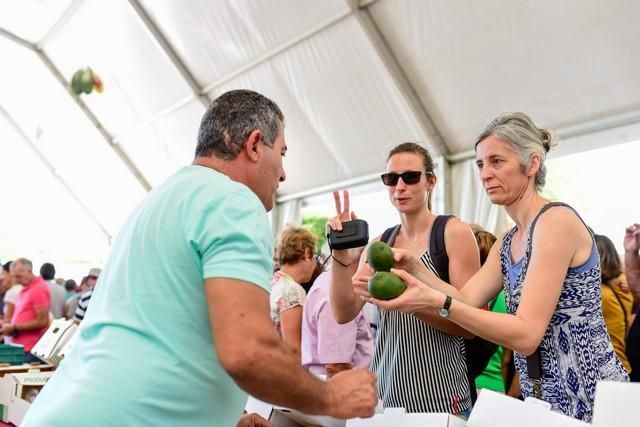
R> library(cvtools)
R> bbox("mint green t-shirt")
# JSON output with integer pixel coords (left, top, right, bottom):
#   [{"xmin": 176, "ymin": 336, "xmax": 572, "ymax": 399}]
[{"xmin": 22, "ymin": 166, "xmax": 274, "ymax": 427}]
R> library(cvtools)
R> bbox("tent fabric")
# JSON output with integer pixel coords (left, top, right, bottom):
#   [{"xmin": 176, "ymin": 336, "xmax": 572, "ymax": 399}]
[{"xmin": 1, "ymin": 0, "xmax": 639, "ymax": 262}]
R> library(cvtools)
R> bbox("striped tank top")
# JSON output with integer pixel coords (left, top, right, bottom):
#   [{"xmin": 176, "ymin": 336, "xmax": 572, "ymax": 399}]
[{"xmin": 372, "ymin": 229, "xmax": 471, "ymax": 413}]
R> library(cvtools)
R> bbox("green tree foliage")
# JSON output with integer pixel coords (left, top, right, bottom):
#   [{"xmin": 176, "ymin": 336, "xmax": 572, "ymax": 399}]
[{"xmin": 301, "ymin": 214, "xmax": 329, "ymax": 253}]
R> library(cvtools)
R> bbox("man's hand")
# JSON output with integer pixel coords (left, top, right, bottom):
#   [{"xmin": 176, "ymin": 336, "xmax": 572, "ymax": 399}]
[
  {"xmin": 324, "ymin": 368, "xmax": 377, "ymax": 419},
  {"xmin": 0, "ymin": 323, "xmax": 15, "ymax": 337},
  {"xmin": 236, "ymin": 412, "xmax": 272, "ymax": 427}
]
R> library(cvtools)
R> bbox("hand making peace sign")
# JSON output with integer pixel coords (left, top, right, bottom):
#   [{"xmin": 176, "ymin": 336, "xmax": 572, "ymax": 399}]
[{"xmin": 326, "ymin": 190, "xmax": 364, "ymax": 266}]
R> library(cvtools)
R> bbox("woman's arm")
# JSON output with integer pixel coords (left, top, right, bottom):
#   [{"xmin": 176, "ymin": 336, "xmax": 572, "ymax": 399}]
[
  {"xmin": 280, "ymin": 306, "xmax": 303, "ymax": 360},
  {"xmin": 372, "ymin": 208, "xmax": 586, "ymax": 355},
  {"xmin": 328, "ymin": 190, "xmax": 370, "ymax": 324},
  {"xmin": 353, "ymin": 223, "xmax": 503, "ymax": 334},
  {"xmin": 331, "ymin": 244, "xmax": 371, "ymax": 324},
  {"xmin": 624, "ymin": 224, "xmax": 640, "ymax": 299},
  {"xmin": 389, "ymin": 235, "xmax": 505, "ymax": 309},
  {"xmin": 411, "ymin": 219, "xmax": 480, "ymax": 337}
]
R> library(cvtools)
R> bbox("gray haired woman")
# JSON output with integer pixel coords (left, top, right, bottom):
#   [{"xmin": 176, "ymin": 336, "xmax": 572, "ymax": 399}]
[{"xmin": 360, "ymin": 112, "xmax": 629, "ymax": 422}]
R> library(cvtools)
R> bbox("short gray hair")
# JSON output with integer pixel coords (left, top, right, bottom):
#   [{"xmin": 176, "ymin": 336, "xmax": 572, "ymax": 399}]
[
  {"xmin": 475, "ymin": 112, "xmax": 557, "ymax": 190},
  {"xmin": 13, "ymin": 257, "xmax": 33, "ymax": 271},
  {"xmin": 195, "ymin": 90, "xmax": 284, "ymax": 160}
]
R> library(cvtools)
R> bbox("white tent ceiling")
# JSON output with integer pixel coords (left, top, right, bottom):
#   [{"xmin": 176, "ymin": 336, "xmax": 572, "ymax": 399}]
[{"xmin": 1, "ymin": 0, "xmax": 640, "ymax": 264}]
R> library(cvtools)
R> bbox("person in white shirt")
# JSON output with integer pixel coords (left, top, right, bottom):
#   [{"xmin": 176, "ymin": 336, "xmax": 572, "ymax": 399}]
[{"xmin": 40, "ymin": 263, "xmax": 66, "ymax": 319}]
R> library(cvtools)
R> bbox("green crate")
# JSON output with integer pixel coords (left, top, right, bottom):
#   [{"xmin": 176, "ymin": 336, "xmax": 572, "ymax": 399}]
[{"xmin": 0, "ymin": 344, "xmax": 25, "ymax": 365}]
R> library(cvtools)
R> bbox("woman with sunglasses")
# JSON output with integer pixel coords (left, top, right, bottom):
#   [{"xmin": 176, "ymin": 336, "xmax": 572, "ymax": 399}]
[
  {"xmin": 329, "ymin": 142, "xmax": 481, "ymax": 416},
  {"xmin": 362, "ymin": 113, "xmax": 629, "ymax": 422}
]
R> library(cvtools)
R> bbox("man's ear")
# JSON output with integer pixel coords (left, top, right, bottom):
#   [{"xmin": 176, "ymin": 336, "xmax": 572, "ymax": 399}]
[{"xmin": 243, "ymin": 130, "xmax": 263, "ymax": 162}]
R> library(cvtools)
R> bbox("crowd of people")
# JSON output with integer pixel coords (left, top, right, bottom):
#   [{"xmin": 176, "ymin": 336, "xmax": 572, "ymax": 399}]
[
  {"xmin": 0, "ymin": 260, "xmax": 101, "ymax": 360},
  {"xmin": 6, "ymin": 89, "xmax": 637, "ymax": 426}
]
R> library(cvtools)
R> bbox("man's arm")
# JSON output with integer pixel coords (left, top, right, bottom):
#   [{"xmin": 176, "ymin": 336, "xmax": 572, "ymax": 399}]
[
  {"xmin": 206, "ymin": 278, "xmax": 377, "ymax": 419},
  {"xmin": 325, "ymin": 363, "xmax": 352, "ymax": 378},
  {"xmin": 624, "ymin": 223, "xmax": 640, "ymax": 299},
  {"xmin": 3, "ymin": 303, "xmax": 16, "ymax": 323},
  {"xmin": 1, "ymin": 307, "xmax": 49, "ymax": 336}
]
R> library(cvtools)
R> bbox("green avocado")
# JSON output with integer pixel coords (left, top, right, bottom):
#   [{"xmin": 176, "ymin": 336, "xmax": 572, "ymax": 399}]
[
  {"xmin": 368, "ymin": 271, "xmax": 406, "ymax": 300},
  {"xmin": 70, "ymin": 69, "xmax": 85, "ymax": 95},
  {"xmin": 367, "ymin": 241, "xmax": 394, "ymax": 272},
  {"xmin": 70, "ymin": 68, "xmax": 95, "ymax": 95}
]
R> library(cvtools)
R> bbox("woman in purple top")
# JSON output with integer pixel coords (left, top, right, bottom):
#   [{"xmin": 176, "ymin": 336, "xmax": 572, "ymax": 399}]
[{"xmin": 301, "ymin": 268, "xmax": 374, "ymax": 378}]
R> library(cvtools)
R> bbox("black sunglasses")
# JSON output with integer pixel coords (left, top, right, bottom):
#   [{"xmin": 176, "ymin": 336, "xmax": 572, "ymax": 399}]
[{"xmin": 381, "ymin": 171, "xmax": 433, "ymax": 186}]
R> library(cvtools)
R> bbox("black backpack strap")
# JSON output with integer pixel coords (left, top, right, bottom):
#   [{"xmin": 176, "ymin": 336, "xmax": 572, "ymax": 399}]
[
  {"xmin": 380, "ymin": 224, "xmax": 401, "ymax": 246},
  {"xmin": 429, "ymin": 214, "xmax": 499, "ymax": 400},
  {"xmin": 429, "ymin": 215, "xmax": 454, "ymax": 282}
]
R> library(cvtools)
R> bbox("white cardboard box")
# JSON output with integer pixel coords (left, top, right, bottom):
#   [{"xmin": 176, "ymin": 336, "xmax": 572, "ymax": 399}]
[
  {"xmin": 0, "ymin": 364, "xmax": 55, "ymax": 423},
  {"xmin": 592, "ymin": 381, "xmax": 640, "ymax": 427},
  {"xmin": 0, "ymin": 368, "xmax": 54, "ymax": 425},
  {"xmin": 347, "ymin": 408, "xmax": 467, "ymax": 427},
  {"xmin": 467, "ymin": 390, "xmax": 588, "ymax": 427},
  {"xmin": 272, "ymin": 408, "xmax": 346, "ymax": 427},
  {"xmin": 247, "ymin": 396, "xmax": 466, "ymax": 427},
  {"xmin": 30, "ymin": 318, "xmax": 78, "ymax": 365},
  {"xmin": 246, "ymin": 396, "xmax": 350, "ymax": 427}
]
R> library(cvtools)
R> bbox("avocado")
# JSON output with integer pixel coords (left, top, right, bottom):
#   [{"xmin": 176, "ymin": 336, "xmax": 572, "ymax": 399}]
[
  {"xmin": 79, "ymin": 68, "xmax": 95, "ymax": 94},
  {"xmin": 368, "ymin": 271, "xmax": 406, "ymax": 300},
  {"xmin": 70, "ymin": 69, "xmax": 85, "ymax": 95},
  {"xmin": 70, "ymin": 67, "xmax": 96, "ymax": 95},
  {"xmin": 367, "ymin": 241, "xmax": 394, "ymax": 272}
]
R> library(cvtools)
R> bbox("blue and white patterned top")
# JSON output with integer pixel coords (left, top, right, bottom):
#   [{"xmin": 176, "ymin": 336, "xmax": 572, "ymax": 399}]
[{"xmin": 501, "ymin": 202, "xmax": 629, "ymax": 422}]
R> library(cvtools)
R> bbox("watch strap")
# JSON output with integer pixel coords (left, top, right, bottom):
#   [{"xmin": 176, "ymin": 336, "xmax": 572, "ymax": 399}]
[{"xmin": 443, "ymin": 295, "xmax": 452, "ymax": 311}]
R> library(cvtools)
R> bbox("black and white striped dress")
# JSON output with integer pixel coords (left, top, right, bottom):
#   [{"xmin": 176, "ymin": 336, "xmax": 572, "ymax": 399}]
[{"xmin": 370, "ymin": 250, "xmax": 471, "ymax": 413}]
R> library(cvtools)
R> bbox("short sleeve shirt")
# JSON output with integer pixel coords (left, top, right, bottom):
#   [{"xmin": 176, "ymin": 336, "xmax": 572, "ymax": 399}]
[
  {"xmin": 270, "ymin": 271, "xmax": 306, "ymax": 336},
  {"xmin": 301, "ymin": 271, "xmax": 374, "ymax": 375},
  {"xmin": 12, "ymin": 277, "xmax": 50, "ymax": 351},
  {"xmin": 22, "ymin": 166, "xmax": 274, "ymax": 427}
]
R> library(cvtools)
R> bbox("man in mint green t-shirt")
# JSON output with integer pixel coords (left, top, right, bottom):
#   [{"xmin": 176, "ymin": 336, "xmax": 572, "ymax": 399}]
[{"xmin": 23, "ymin": 90, "xmax": 377, "ymax": 427}]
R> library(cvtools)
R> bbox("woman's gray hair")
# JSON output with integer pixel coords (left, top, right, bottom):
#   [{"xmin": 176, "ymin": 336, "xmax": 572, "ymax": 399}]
[{"xmin": 475, "ymin": 112, "xmax": 557, "ymax": 190}]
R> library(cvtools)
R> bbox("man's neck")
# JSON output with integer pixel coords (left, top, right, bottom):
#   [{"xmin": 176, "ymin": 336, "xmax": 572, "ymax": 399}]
[
  {"xmin": 193, "ymin": 155, "xmax": 250, "ymax": 185},
  {"xmin": 24, "ymin": 276, "xmax": 38, "ymax": 288}
]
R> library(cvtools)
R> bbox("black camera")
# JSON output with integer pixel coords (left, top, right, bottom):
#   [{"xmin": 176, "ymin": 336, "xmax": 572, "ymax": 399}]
[{"xmin": 327, "ymin": 219, "xmax": 369, "ymax": 250}]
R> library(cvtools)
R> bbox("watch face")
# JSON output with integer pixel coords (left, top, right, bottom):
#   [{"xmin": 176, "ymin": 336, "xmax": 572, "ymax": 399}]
[{"xmin": 437, "ymin": 308, "xmax": 449, "ymax": 318}]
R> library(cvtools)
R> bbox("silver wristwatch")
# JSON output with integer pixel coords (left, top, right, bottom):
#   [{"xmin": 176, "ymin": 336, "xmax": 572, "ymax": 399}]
[{"xmin": 437, "ymin": 295, "xmax": 452, "ymax": 318}]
